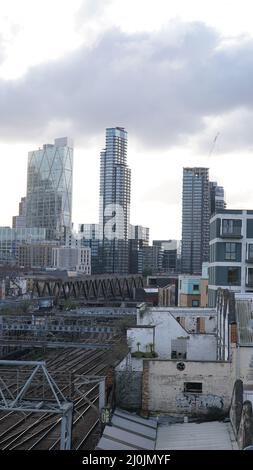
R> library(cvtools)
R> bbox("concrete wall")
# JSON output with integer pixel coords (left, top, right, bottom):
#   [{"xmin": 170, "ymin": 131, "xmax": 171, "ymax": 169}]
[
  {"xmin": 116, "ymin": 355, "xmax": 143, "ymax": 372},
  {"xmin": 127, "ymin": 327, "xmax": 155, "ymax": 354},
  {"xmin": 187, "ymin": 335, "xmax": 217, "ymax": 361},
  {"xmin": 238, "ymin": 347, "xmax": 253, "ymax": 384},
  {"xmin": 137, "ymin": 308, "xmax": 187, "ymax": 358},
  {"xmin": 142, "ymin": 359, "xmax": 235, "ymax": 416},
  {"xmin": 140, "ymin": 307, "xmax": 217, "ymax": 332},
  {"xmin": 115, "ymin": 355, "xmax": 143, "ymax": 411},
  {"xmin": 175, "ymin": 314, "xmax": 216, "ymax": 334},
  {"xmin": 116, "ymin": 369, "xmax": 142, "ymax": 411}
]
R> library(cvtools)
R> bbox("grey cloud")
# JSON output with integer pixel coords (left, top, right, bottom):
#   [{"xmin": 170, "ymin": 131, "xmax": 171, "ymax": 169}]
[
  {"xmin": 228, "ymin": 189, "xmax": 253, "ymax": 206},
  {"xmin": 0, "ymin": 34, "xmax": 5, "ymax": 64},
  {"xmin": 1, "ymin": 21, "xmax": 253, "ymax": 150},
  {"xmin": 141, "ymin": 179, "xmax": 181, "ymax": 205},
  {"xmin": 196, "ymin": 108, "xmax": 253, "ymax": 155},
  {"xmin": 75, "ymin": 0, "xmax": 112, "ymax": 29}
]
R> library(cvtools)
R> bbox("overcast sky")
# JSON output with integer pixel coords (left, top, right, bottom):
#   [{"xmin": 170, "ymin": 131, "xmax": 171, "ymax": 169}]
[{"xmin": 1, "ymin": 0, "xmax": 253, "ymax": 240}]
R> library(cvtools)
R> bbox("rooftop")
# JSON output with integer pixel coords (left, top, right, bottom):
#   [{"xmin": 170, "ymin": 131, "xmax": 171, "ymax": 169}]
[{"xmin": 156, "ymin": 421, "xmax": 238, "ymax": 450}]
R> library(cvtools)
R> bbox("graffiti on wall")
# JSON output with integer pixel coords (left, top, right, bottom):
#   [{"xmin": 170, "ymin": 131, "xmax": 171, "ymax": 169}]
[{"xmin": 176, "ymin": 393, "xmax": 224, "ymax": 411}]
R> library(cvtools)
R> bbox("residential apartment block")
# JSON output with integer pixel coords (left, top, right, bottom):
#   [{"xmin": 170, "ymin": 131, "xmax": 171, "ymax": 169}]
[{"xmin": 209, "ymin": 209, "xmax": 253, "ymax": 306}]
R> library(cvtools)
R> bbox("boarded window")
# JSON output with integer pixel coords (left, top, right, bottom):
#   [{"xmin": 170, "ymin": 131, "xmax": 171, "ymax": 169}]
[
  {"xmin": 171, "ymin": 338, "xmax": 187, "ymax": 359},
  {"xmin": 184, "ymin": 382, "xmax": 202, "ymax": 393},
  {"xmin": 196, "ymin": 317, "xmax": 205, "ymax": 333}
]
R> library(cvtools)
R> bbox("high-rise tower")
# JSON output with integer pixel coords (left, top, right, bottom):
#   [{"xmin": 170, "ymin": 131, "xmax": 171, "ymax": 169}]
[
  {"xmin": 99, "ymin": 127, "xmax": 131, "ymax": 273},
  {"xmin": 181, "ymin": 167, "xmax": 210, "ymax": 274},
  {"xmin": 26, "ymin": 137, "xmax": 73, "ymax": 240},
  {"xmin": 209, "ymin": 181, "xmax": 226, "ymax": 216}
]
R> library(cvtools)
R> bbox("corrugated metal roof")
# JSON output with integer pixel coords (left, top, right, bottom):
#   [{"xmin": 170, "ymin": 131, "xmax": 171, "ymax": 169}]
[
  {"xmin": 96, "ymin": 408, "xmax": 157, "ymax": 450},
  {"xmin": 236, "ymin": 300, "xmax": 253, "ymax": 345}
]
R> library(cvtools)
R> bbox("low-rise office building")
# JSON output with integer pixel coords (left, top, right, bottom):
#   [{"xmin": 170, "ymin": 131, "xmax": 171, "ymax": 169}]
[
  {"xmin": 178, "ymin": 269, "xmax": 208, "ymax": 307},
  {"xmin": 52, "ymin": 246, "xmax": 91, "ymax": 274},
  {"xmin": 0, "ymin": 227, "xmax": 47, "ymax": 265},
  {"xmin": 17, "ymin": 243, "xmax": 57, "ymax": 268}
]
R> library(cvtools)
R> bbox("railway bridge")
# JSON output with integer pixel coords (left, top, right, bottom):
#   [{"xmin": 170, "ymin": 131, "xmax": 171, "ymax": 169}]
[{"xmin": 30, "ymin": 274, "xmax": 144, "ymax": 301}]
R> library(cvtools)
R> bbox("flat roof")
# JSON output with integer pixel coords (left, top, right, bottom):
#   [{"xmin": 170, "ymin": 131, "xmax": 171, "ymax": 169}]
[{"xmin": 156, "ymin": 422, "xmax": 237, "ymax": 450}]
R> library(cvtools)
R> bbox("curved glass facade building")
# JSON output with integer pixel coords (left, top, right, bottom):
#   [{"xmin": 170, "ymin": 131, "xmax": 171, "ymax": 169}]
[{"xmin": 26, "ymin": 137, "xmax": 73, "ymax": 240}]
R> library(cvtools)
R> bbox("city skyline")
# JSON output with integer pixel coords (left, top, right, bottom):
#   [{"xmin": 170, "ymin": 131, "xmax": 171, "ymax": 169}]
[
  {"xmin": 1, "ymin": 1, "xmax": 253, "ymax": 240},
  {"xmin": 3, "ymin": 132, "xmax": 230, "ymax": 244},
  {"xmin": 0, "ymin": 130, "xmax": 237, "ymax": 242}
]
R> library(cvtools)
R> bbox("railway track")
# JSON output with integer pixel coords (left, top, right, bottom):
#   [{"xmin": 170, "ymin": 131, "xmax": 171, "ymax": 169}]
[{"xmin": 0, "ymin": 344, "xmax": 113, "ymax": 450}]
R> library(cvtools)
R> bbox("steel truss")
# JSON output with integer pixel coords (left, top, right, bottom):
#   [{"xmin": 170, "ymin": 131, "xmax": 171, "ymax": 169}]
[
  {"xmin": 0, "ymin": 360, "xmax": 73, "ymax": 450},
  {"xmin": 74, "ymin": 375, "xmax": 106, "ymax": 417},
  {"xmin": 31, "ymin": 275, "xmax": 144, "ymax": 300}
]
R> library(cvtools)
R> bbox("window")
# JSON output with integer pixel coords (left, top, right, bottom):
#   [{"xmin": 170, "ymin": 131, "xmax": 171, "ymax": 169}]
[
  {"xmin": 228, "ymin": 267, "xmax": 239, "ymax": 285},
  {"xmin": 248, "ymin": 244, "xmax": 253, "ymax": 260},
  {"xmin": 171, "ymin": 339, "xmax": 187, "ymax": 359},
  {"xmin": 192, "ymin": 300, "xmax": 199, "ymax": 307},
  {"xmin": 222, "ymin": 219, "xmax": 241, "ymax": 236},
  {"xmin": 247, "ymin": 268, "xmax": 253, "ymax": 286},
  {"xmin": 171, "ymin": 350, "xmax": 186, "ymax": 359},
  {"xmin": 184, "ymin": 382, "xmax": 202, "ymax": 393},
  {"xmin": 225, "ymin": 243, "xmax": 236, "ymax": 260},
  {"xmin": 193, "ymin": 284, "xmax": 199, "ymax": 291}
]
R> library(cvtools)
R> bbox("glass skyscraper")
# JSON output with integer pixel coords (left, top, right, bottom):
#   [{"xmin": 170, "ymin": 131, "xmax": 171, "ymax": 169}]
[
  {"xmin": 181, "ymin": 167, "xmax": 210, "ymax": 274},
  {"xmin": 26, "ymin": 137, "xmax": 73, "ymax": 240},
  {"xmin": 209, "ymin": 181, "xmax": 226, "ymax": 216},
  {"xmin": 99, "ymin": 127, "xmax": 131, "ymax": 273}
]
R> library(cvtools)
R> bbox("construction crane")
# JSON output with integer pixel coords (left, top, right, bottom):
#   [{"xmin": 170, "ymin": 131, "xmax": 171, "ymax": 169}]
[{"xmin": 208, "ymin": 132, "xmax": 220, "ymax": 157}]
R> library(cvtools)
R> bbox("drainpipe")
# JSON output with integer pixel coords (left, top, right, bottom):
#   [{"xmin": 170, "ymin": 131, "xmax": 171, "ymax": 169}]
[{"xmin": 236, "ymin": 343, "xmax": 240, "ymax": 381}]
